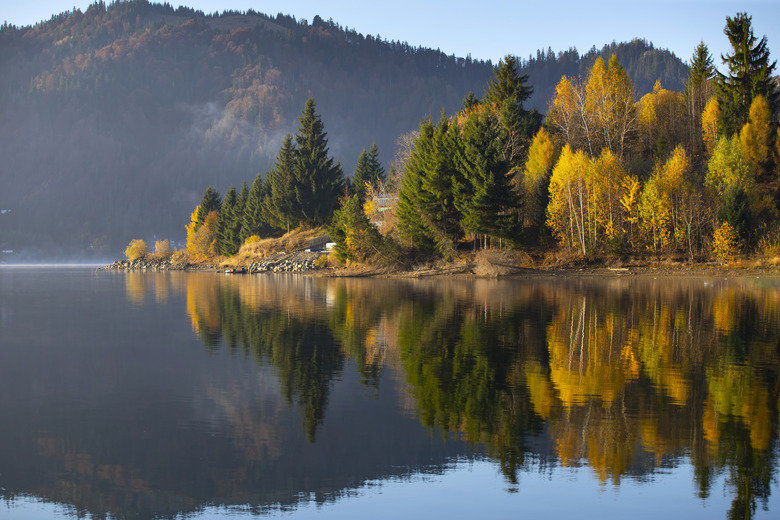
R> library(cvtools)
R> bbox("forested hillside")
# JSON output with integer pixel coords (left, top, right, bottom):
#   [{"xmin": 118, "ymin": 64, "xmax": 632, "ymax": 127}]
[{"xmin": 0, "ymin": 0, "xmax": 687, "ymax": 257}]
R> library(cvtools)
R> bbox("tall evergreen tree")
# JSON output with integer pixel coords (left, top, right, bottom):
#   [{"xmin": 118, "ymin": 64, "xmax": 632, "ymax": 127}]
[
  {"xmin": 267, "ymin": 133, "xmax": 298, "ymax": 232},
  {"xmin": 293, "ymin": 98, "xmax": 344, "ymax": 226},
  {"xmin": 685, "ymin": 41, "xmax": 716, "ymax": 158},
  {"xmin": 453, "ymin": 110, "xmax": 522, "ymax": 248},
  {"xmin": 195, "ymin": 186, "xmax": 221, "ymax": 230},
  {"xmin": 397, "ymin": 119, "xmax": 437, "ymax": 252},
  {"xmin": 716, "ymin": 12, "xmax": 778, "ymax": 136},
  {"xmin": 235, "ymin": 181, "xmax": 249, "ymax": 243},
  {"xmin": 396, "ymin": 114, "xmax": 462, "ymax": 257},
  {"xmin": 217, "ymin": 185, "xmax": 238, "ymax": 256},
  {"xmin": 351, "ymin": 143, "xmax": 385, "ymax": 203},
  {"xmin": 482, "ymin": 54, "xmax": 542, "ymax": 156},
  {"xmin": 241, "ymin": 174, "xmax": 266, "ymax": 239},
  {"xmin": 688, "ymin": 41, "xmax": 715, "ymax": 87},
  {"xmin": 366, "ymin": 143, "xmax": 385, "ymax": 185},
  {"xmin": 351, "ymin": 149, "xmax": 371, "ymax": 202}
]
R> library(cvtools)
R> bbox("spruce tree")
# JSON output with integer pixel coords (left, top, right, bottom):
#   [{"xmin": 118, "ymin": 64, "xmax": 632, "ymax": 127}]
[
  {"xmin": 482, "ymin": 55, "xmax": 542, "ymax": 161},
  {"xmin": 218, "ymin": 186, "xmax": 238, "ymax": 256},
  {"xmin": 352, "ymin": 149, "xmax": 371, "ymax": 202},
  {"xmin": 396, "ymin": 115, "xmax": 461, "ymax": 257},
  {"xmin": 397, "ymin": 119, "xmax": 437, "ymax": 251},
  {"xmin": 454, "ymin": 110, "xmax": 521, "ymax": 248},
  {"xmin": 685, "ymin": 41, "xmax": 716, "ymax": 157},
  {"xmin": 235, "ymin": 181, "xmax": 249, "ymax": 243},
  {"xmin": 195, "ymin": 186, "xmax": 221, "ymax": 230},
  {"xmin": 267, "ymin": 133, "xmax": 298, "ymax": 232},
  {"xmin": 294, "ymin": 98, "xmax": 344, "ymax": 227},
  {"xmin": 716, "ymin": 12, "xmax": 778, "ymax": 136},
  {"xmin": 366, "ymin": 143, "xmax": 385, "ymax": 185},
  {"xmin": 352, "ymin": 143, "xmax": 386, "ymax": 204},
  {"xmin": 241, "ymin": 174, "xmax": 265, "ymax": 239}
]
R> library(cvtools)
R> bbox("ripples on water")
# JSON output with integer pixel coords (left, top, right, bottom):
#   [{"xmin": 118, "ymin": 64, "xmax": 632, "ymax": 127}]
[{"xmin": 0, "ymin": 268, "xmax": 778, "ymax": 519}]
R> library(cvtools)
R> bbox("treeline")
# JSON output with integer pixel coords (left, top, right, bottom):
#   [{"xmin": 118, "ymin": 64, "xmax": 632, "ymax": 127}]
[
  {"xmin": 332, "ymin": 12, "xmax": 780, "ymax": 264},
  {"xmin": 179, "ymin": 97, "xmax": 386, "ymax": 261}
]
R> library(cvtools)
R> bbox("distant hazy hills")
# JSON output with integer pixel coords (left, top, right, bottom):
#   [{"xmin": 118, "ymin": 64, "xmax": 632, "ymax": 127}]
[{"xmin": 0, "ymin": 1, "xmax": 688, "ymax": 257}]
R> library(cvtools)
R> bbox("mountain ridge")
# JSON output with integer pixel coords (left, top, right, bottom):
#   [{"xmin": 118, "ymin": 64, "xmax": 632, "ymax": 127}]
[{"xmin": 0, "ymin": 1, "xmax": 688, "ymax": 258}]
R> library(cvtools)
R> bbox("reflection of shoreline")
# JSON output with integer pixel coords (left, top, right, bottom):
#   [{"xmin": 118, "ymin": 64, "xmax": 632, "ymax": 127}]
[{"xmin": 121, "ymin": 271, "xmax": 780, "ymax": 518}]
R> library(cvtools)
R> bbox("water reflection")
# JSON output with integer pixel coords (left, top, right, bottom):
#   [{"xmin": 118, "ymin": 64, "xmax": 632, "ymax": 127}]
[
  {"xmin": 0, "ymin": 269, "xmax": 778, "ymax": 519},
  {"xmin": 187, "ymin": 275, "xmax": 778, "ymax": 516}
]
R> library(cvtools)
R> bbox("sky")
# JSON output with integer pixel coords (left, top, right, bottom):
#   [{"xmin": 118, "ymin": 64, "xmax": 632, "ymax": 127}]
[{"xmin": 2, "ymin": 0, "xmax": 779, "ymax": 70}]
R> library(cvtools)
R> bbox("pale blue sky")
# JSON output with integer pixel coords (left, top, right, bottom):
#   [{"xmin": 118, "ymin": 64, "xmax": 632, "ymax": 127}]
[{"xmin": 2, "ymin": 1, "xmax": 778, "ymax": 70}]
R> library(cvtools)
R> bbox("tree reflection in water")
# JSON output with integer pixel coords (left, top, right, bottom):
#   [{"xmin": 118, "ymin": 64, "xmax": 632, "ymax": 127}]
[{"xmin": 177, "ymin": 274, "xmax": 779, "ymax": 518}]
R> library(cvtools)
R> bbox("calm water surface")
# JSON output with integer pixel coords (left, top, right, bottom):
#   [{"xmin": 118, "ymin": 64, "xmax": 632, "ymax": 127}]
[{"xmin": 0, "ymin": 267, "xmax": 778, "ymax": 519}]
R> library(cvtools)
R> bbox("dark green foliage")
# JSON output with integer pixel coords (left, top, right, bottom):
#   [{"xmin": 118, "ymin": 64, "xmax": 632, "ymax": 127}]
[
  {"xmin": 721, "ymin": 184, "xmax": 750, "ymax": 241},
  {"xmin": 484, "ymin": 55, "xmax": 533, "ymax": 110},
  {"xmin": 462, "ymin": 91, "xmax": 480, "ymax": 110},
  {"xmin": 351, "ymin": 150, "xmax": 371, "ymax": 202},
  {"xmin": 716, "ymin": 12, "xmax": 778, "ymax": 136},
  {"xmin": 687, "ymin": 41, "xmax": 715, "ymax": 88},
  {"xmin": 483, "ymin": 55, "xmax": 542, "ymax": 160},
  {"xmin": 351, "ymin": 143, "xmax": 385, "ymax": 203},
  {"xmin": 217, "ymin": 185, "xmax": 237, "ymax": 256},
  {"xmin": 241, "ymin": 174, "xmax": 267, "ymax": 239},
  {"xmin": 453, "ymin": 110, "xmax": 522, "ymax": 247},
  {"xmin": 266, "ymin": 134, "xmax": 298, "ymax": 232},
  {"xmin": 195, "ymin": 186, "xmax": 221, "ymax": 229},
  {"xmin": 293, "ymin": 98, "xmax": 344, "ymax": 227},
  {"xmin": 396, "ymin": 115, "xmax": 462, "ymax": 258},
  {"xmin": 328, "ymin": 194, "xmax": 383, "ymax": 263}
]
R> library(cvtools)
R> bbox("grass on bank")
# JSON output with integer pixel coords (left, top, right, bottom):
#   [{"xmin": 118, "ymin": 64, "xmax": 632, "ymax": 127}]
[{"xmin": 221, "ymin": 227, "xmax": 328, "ymax": 267}]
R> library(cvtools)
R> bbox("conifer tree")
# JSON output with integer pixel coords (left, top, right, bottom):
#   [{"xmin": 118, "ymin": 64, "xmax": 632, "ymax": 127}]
[
  {"xmin": 716, "ymin": 12, "xmax": 778, "ymax": 136},
  {"xmin": 483, "ymin": 55, "xmax": 541, "ymax": 158},
  {"xmin": 352, "ymin": 143, "xmax": 385, "ymax": 204},
  {"xmin": 366, "ymin": 143, "xmax": 386, "ymax": 185},
  {"xmin": 396, "ymin": 116, "xmax": 461, "ymax": 256},
  {"xmin": 235, "ymin": 181, "xmax": 249, "ymax": 242},
  {"xmin": 293, "ymin": 98, "xmax": 344, "ymax": 226},
  {"xmin": 267, "ymin": 133, "xmax": 298, "ymax": 232},
  {"xmin": 195, "ymin": 187, "xmax": 221, "ymax": 230},
  {"xmin": 241, "ymin": 174, "xmax": 266, "ymax": 238},
  {"xmin": 685, "ymin": 42, "xmax": 716, "ymax": 157},
  {"xmin": 453, "ymin": 109, "xmax": 521, "ymax": 248},
  {"xmin": 352, "ymin": 149, "xmax": 371, "ymax": 202},
  {"xmin": 218, "ymin": 186, "xmax": 238, "ymax": 256}
]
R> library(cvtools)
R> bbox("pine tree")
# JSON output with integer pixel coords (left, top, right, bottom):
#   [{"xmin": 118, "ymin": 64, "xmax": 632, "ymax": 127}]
[
  {"xmin": 453, "ymin": 109, "xmax": 521, "ymax": 248},
  {"xmin": 351, "ymin": 149, "xmax": 371, "ymax": 202},
  {"xmin": 241, "ymin": 174, "xmax": 266, "ymax": 238},
  {"xmin": 218, "ymin": 186, "xmax": 238, "ymax": 256},
  {"xmin": 716, "ymin": 12, "xmax": 778, "ymax": 136},
  {"xmin": 396, "ymin": 116, "xmax": 462, "ymax": 256},
  {"xmin": 685, "ymin": 42, "xmax": 716, "ymax": 158},
  {"xmin": 235, "ymin": 181, "xmax": 249, "ymax": 243},
  {"xmin": 482, "ymin": 55, "xmax": 541, "ymax": 158},
  {"xmin": 195, "ymin": 186, "xmax": 221, "ymax": 230},
  {"xmin": 294, "ymin": 98, "xmax": 344, "ymax": 227},
  {"xmin": 352, "ymin": 143, "xmax": 385, "ymax": 204},
  {"xmin": 366, "ymin": 143, "xmax": 385, "ymax": 185},
  {"xmin": 267, "ymin": 133, "xmax": 298, "ymax": 232}
]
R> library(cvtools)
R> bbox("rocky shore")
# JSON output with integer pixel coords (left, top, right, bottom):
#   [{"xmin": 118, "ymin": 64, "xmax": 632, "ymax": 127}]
[
  {"xmin": 104, "ymin": 250, "xmax": 326, "ymax": 273},
  {"xmin": 247, "ymin": 251, "xmax": 325, "ymax": 273},
  {"xmin": 104, "ymin": 257, "xmax": 189, "ymax": 271}
]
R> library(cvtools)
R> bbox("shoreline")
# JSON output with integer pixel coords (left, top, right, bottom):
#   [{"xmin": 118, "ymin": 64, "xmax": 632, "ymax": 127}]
[{"xmin": 103, "ymin": 254, "xmax": 780, "ymax": 279}]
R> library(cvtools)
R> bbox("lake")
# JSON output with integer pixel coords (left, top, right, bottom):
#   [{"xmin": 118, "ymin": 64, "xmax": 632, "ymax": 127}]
[{"xmin": 1, "ymin": 266, "xmax": 778, "ymax": 519}]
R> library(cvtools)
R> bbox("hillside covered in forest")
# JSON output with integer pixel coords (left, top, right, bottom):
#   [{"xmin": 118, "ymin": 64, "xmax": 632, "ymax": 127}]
[{"xmin": 0, "ymin": 0, "xmax": 688, "ymax": 258}]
